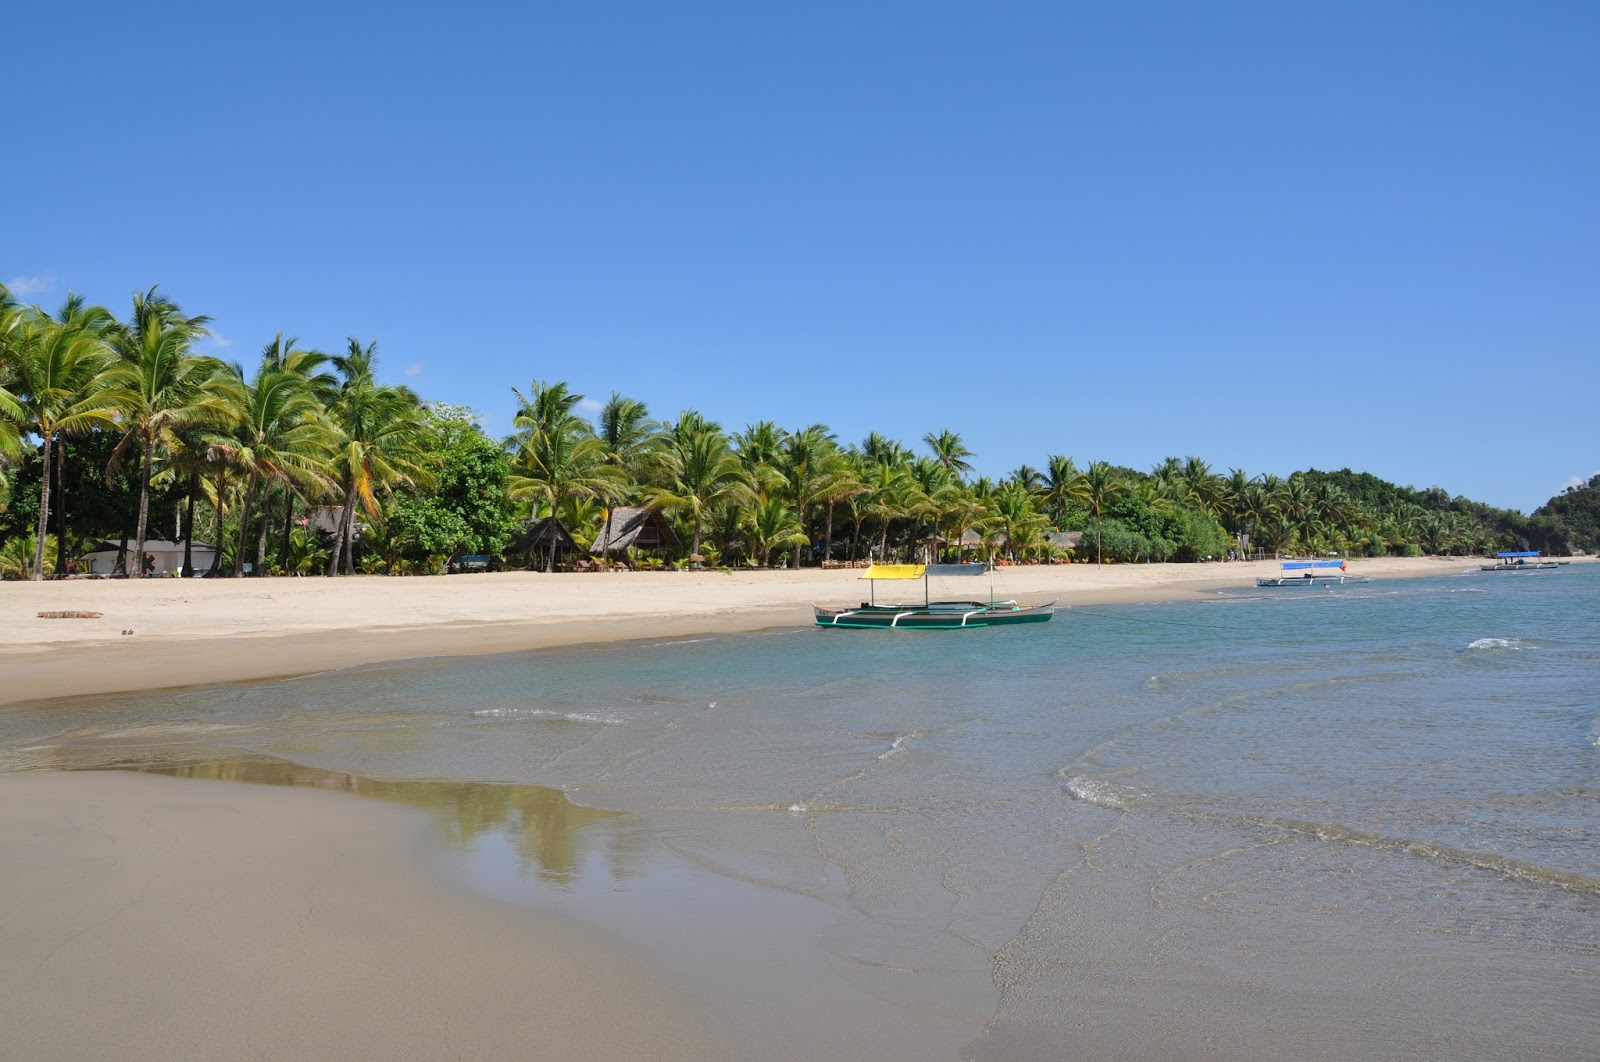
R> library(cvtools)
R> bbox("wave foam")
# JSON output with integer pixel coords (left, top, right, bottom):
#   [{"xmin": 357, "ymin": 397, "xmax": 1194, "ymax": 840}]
[
  {"xmin": 1064, "ymin": 774, "xmax": 1139, "ymax": 811},
  {"xmin": 1467, "ymin": 637, "xmax": 1536, "ymax": 651},
  {"xmin": 467, "ymin": 708, "xmax": 620, "ymax": 725}
]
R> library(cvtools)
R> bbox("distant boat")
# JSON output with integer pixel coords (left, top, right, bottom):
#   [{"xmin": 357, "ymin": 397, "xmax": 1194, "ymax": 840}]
[
  {"xmin": 814, "ymin": 563, "xmax": 1055, "ymax": 629},
  {"xmin": 1256, "ymin": 560, "xmax": 1369, "ymax": 588},
  {"xmin": 1480, "ymin": 551, "xmax": 1560, "ymax": 572}
]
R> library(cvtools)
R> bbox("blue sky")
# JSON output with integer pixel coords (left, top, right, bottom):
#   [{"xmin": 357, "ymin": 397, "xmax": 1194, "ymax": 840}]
[{"xmin": 5, "ymin": 2, "xmax": 1596, "ymax": 513}]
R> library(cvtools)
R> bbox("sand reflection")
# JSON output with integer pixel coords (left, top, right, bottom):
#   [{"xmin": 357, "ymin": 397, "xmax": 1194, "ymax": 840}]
[{"xmin": 94, "ymin": 754, "xmax": 625, "ymax": 885}]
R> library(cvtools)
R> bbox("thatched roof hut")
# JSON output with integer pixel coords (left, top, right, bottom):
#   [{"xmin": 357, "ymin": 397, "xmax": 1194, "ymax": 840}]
[
  {"xmin": 589, "ymin": 507, "xmax": 682, "ymax": 555},
  {"xmin": 1047, "ymin": 531, "xmax": 1083, "ymax": 551},
  {"xmin": 508, "ymin": 517, "xmax": 587, "ymax": 566}
]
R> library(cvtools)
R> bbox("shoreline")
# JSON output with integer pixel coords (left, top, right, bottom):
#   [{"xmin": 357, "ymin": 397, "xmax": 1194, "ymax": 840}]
[{"xmin": 0, "ymin": 556, "xmax": 1530, "ymax": 705}]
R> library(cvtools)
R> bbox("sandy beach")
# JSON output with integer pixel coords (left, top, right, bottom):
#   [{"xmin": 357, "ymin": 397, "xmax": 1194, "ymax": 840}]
[
  {"xmin": 3, "ymin": 556, "xmax": 1587, "ymax": 1061},
  {"xmin": 0, "ymin": 556, "xmax": 1495, "ymax": 706}
]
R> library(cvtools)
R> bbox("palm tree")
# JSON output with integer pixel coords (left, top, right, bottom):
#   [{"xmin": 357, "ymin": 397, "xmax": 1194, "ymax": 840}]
[
  {"xmin": 745, "ymin": 496, "xmax": 808, "ymax": 567},
  {"xmin": 211, "ymin": 358, "xmax": 335, "ymax": 576},
  {"xmin": 1074, "ymin": 461, "xmax": 1128, "ymax": 565},
  {"xmin": 593, "ymin": 392, "xmax": 659, "ymax": 566},
  {"xmin": 923, "ymin": 428, "xmax": 974, "ymax": 481},
  {"xmin": 651, "ymin": 414, "xmax": 753, "ymax": 561},
  {"xmin": 1042, "ymin": 454, "xmax": 1080, "ymax": 529},
  {"xmin": 5, "ymin": 312, "xmax": 121, "ymax": 579},
  {"xmin": 508, "ymin": 382, "xmax": 626, "ymax": 571},
  {"xmin": 325, "ymin": 340, "xmax": 435, "ymax": 576},
  {"xmin": 779, "ymin": 423, "xmax": 836, "ymax": 567},
  {"xmin": 106, "ymin": 290, "xmax": 228, "ymax": 578}
]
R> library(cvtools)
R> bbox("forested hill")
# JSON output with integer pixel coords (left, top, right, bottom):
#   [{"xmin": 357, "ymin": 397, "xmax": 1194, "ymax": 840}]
[
  {"xmin": 1534, "ymin": 474, "xmax": 1600, "ymax": 553},
  {"xmin": 1302, "ymin": 468, "xmax": 1586, "ymax": 556}
]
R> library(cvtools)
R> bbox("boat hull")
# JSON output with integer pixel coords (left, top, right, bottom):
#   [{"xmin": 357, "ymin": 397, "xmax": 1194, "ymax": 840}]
[
  {"xmin": 1480, "ymin": 562, "xmax": 1559, "ymax": 572},
  {"xmin": 813, "ymin": 601, "xmax": 1055, "ymax": 629},
  {"xmin": 1256, "ymin": 575, "xmax": 1370, "ymax": 587}
]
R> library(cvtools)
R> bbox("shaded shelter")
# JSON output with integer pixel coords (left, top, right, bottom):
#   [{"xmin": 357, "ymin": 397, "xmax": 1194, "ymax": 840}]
[
  {"xmin": 589, "ymin": 507, "xmax": 682, "ymax": 558},
  {"xmin": 508, "ymin": 517, "xmax": 587, "ymax": 571}
]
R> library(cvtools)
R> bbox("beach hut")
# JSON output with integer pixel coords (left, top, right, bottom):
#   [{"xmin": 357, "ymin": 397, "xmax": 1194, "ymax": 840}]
[
  {"xmin": 589, "ymin": 507, "xmax": 683, "ymax": 561},
  {"xmin": 82, "ymin": 539, "xmax": 218, "ymax": 576},
  {"xmin": 508, "ymin": 517, "xmax": 587, "ymax": 571}
]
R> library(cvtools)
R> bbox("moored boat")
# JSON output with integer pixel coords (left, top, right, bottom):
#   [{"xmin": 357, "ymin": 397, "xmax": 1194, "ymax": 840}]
[
  {"xmin": 1256, "ymin": 560, "xmax": 1369, "ymax": 588},
  {"xmin": 1480, "ymin": 550, "xmax": 1561, "ymax": 572},
  {"xmin": 814, "ymin": 563, "xmax": 1055, "ymax": 629}
]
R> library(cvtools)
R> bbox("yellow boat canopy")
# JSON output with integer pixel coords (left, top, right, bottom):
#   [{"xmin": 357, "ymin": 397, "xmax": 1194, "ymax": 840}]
[{"xmin": 859, "ymin": 564, "xmax": 925, "ymax": 580}]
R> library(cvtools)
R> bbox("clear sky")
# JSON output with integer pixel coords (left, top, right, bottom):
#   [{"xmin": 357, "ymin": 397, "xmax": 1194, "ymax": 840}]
[{"xmin": 5, "ymin": 2, "xmax": 1596, "ymax": 513}]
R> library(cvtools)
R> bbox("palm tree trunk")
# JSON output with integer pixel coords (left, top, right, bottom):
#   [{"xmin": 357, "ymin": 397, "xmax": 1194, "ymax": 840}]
[
  {"xmin": 235, "ymin": 473, "xmax": 259, "ymax": 576},
  {"xmin": 326, "ymin": 486, "xmax": 353, "ymax": 577},
  {"xmin": 31, "ymin": 432, "xmax": 54, "ymax": 581},
  {"xmin": 54, "ymin": 440, "xmax": 68, "ymax": 576},
  {"xmin": 280, "ymin": 486, "xmax": 294, "ymax": 572},
  {"xmin": 823, "ymin": 502, "xmax": 835, "ymax": 565},
  {"xmin": 182, "ymin": 478, "xmax": 197, "ymax": 577},
  {"xmin": 341, "ymin": 498, "xmax": 358, "ymax": 575},
  {"xmin": 255, "ymin": 497, "xmax": 271, "ymax": 574},
  {"xmin": 206, "ymin": 492, "xmax": 225, "ymax": 577},
  {"xmin": 545, "ymin": 490, "xmax": 562, "ymax": 572},
  {"xmin": 132, "ymin": 437, "xmax": 153, "ymax": 579}
]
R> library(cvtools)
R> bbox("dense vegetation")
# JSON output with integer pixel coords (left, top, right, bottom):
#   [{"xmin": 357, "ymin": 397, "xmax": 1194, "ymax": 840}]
[{"xmin": 0, "ymin": 284, "xmax": 1587, "ymax": 579}]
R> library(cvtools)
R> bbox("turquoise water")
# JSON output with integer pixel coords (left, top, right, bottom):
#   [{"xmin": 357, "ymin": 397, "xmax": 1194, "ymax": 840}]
[{"xmin": 4, "ymin": 566, "xmax": 1597, "ymax": 1060}]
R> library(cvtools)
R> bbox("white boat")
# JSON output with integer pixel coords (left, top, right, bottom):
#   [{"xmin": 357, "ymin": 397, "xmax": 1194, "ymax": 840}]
[
  {"xmin": 1257, "ymin": 560, "xmax": 1369, "ymax": 588},
  {"xmin": 1480, "ymin": 551, "xmax": 1560, "ymax": 572}
]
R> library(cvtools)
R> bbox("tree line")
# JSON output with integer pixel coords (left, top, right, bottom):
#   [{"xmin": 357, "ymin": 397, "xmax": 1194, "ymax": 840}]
[{"xmin": 0, "ymin": 284, "xmax": 1585, "ymax": 580}]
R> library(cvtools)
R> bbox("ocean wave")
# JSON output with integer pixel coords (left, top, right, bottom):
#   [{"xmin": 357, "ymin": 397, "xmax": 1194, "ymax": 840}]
[
  {"xmin": 1467, "ymin": 637, "xmax": 1537, "ymax": 651},
  {"xmin": 1236, "ymin": 813, "xmax": 1600, "ymax": 896},
  {"xmin": 466, "ymin": 707, "xmax": 620, "ymax": 725}
]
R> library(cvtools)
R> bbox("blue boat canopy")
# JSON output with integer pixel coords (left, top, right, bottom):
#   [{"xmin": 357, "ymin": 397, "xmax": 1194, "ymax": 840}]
[
  {"xmin": 1496, "ymin": 551, "xmax": 1540, "ymax": 558},
  {"xmin": 1281, "ymin": 560, "xmax": 1347, "ymax": 570}
]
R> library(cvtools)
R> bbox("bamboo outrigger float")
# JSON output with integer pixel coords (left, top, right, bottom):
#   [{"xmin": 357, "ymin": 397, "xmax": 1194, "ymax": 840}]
[{"xmin": 813, "ymin": 563, "xmax": 1056, "ymax": 629}]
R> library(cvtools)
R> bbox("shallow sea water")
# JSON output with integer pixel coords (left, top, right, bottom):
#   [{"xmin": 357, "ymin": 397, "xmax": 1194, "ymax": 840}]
[{"xmin": 4, "ymin": 564, "xmax": 1598, "ymax": 1060}]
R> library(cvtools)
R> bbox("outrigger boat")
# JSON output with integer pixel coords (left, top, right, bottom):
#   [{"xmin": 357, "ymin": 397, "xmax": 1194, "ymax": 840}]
[
  {"xmin": 1481, "ymin": 550, "xmax": 1560, "ymax": 572},
  {"xmin": 1256, "ymin": 560, "xmax": 1369, "ymax": 588},
  {"xmin": 813, "ymin": 563, "xmax": 1055, "ymax": 629}
]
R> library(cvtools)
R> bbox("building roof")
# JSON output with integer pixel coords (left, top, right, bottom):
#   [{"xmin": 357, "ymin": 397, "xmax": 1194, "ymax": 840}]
[
  {"xmin": 508, "ymin": 517, "xmax": 586, "ymax": 556},
  {"xmin": 588, "ymin": 507, "xmax": 683, "ymax": 554}
]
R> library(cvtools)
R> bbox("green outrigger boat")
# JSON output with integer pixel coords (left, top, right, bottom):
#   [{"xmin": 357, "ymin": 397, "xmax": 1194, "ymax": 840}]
[{"xmin": 813, "ymin": 563, "xmax": 1056, "ymax": 629}]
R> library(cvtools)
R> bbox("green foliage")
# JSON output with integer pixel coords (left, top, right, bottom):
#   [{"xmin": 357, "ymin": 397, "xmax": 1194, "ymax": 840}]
[
  {"xmin": 1533, "ymin": 474, "xmax": 1600, "ymax": 553},
  {"xmin": 420, "ymin": 408, "xmax": 511, "ymax": 558}
]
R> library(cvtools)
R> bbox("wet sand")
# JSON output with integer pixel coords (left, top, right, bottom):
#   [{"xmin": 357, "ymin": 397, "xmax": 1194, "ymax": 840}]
[{"xmin": 0, "ymin": 770, "xmax": 728, "ymax": 1062}]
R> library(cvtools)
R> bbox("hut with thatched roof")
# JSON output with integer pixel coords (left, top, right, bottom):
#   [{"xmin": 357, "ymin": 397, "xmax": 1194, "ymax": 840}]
[
  {"xmin": 508, "ymin": 517, "xmax": 587, "ymax": 571},
  {"xmin": 589, "ymin": 507, "xmax": 682, "ymax": 558}
]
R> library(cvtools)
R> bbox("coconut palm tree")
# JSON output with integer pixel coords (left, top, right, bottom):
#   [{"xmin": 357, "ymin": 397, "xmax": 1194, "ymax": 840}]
[
  {"xmin": 651, "ymin": 415, "xmax": 753, "ymax": 562},
  {"xmin": 592, "ymin": 392, "xmax": 660, "ymax": 567},
  {"xmin": 1041, "ymin": 454, "xmax": 1081, "ymax": 529},
  {"xmin": 1074, "ymin": 461, "xmax": 1128, "ymax": 565},
  {"xmin": 779, "ymin": 423, "xmax": 836, "ymax": 567},
  {"xmin": 508, "ymin": 382, "xmax": 626, "ymax": 572},
  {"xmin": 745, "ymin": 495, "xmax": 809, "ymax": 567},
  {"xmin": 211, "ymin": 359, "xmax": 336, "ymax": 576},
  {"xmin": 5, "ymin": 313, "xmax": 121, "ymax": 579},
  {"xmin": 325, "ymin": 340, "xmax": 435, "ymax": 576},
  {"xmin": 923, "ymin": 428, "xmax": 974, "ymax": 481},
  {"xmin": 106, "ymin": 290, "xmax": 231, "ymax": 578}
]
